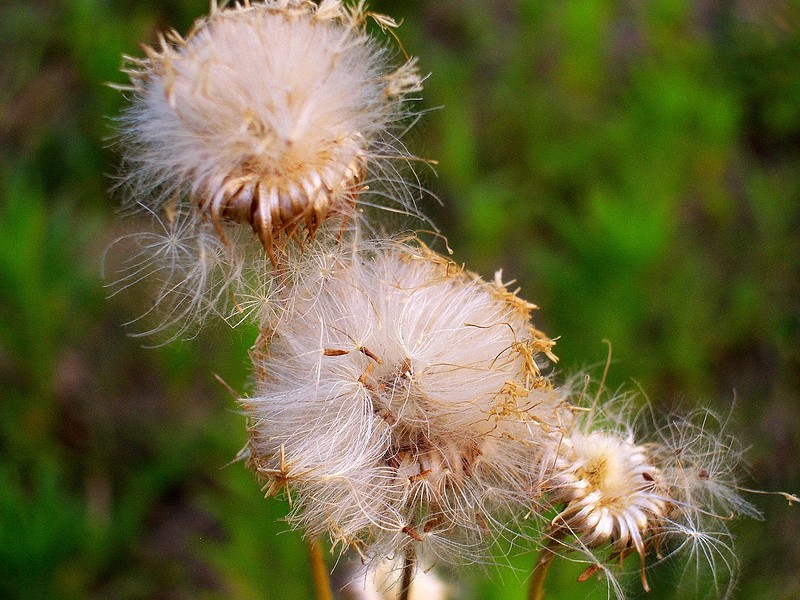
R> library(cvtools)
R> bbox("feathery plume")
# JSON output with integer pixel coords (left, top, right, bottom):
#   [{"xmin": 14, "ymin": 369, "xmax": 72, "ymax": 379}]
[
  {"xmin": 116, "ymin": 0, "xmax": 424, "ymax": 264},
  {"xmin": 532, "ymin": 395, "xmax": 760, "ymax": 597},
  {"xmin": 242, "ymin": 241, "xmax": 565, "ymax": 563},
  {"xmin": 104, "ymin": 203, "xmax": 246, "ymax": 342}
]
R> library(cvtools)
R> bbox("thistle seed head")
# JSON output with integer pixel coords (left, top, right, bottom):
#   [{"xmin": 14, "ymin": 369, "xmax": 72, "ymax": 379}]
[
  {"xmin": 542, "ymin": 432, "xmax": 668, "ymax": 557},
  {"xmin": 242, "ymin": 242, "xmax": 565, "ymax": 562},
  {"xmin": 534, "ymin": 398, "xmax": 762, "ymax": 596},
  {"xmin": 117, "ymin": 0, "xmax": 423, "ymax": 262}
]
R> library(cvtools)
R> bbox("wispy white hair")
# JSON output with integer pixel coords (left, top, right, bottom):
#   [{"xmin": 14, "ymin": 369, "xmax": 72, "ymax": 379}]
[
  {"xmin": 115, "ymin": 0, "xmax": 426, "ymax": 260},
  {"xmin": 243, "ymin": 241, "xmax": 566, "ymax": 563}
]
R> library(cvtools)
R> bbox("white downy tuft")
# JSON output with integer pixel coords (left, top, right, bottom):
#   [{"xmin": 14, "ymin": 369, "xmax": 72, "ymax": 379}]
[
  {"xmin": 116, "ymin": 0, "xmax": 425, "ymax": 262},
  {"xmin": 242, "ymin": 241, "xmax": 565, "ymax": 562}
]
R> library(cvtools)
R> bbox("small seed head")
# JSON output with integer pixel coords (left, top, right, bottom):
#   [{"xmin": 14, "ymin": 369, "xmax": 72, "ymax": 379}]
[{"xmin": 542, "ymin": 432, "xmax": 668, "ymax": 557}]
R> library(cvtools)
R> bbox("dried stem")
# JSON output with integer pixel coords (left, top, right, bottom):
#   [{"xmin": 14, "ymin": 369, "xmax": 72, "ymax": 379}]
[
  {"xmin": 398, "ymin": 548, "xmax": 416, "ymax": 600},
  {"xmin": 307, "ymin": 539, "xmax": 334, "ymax": 600}
]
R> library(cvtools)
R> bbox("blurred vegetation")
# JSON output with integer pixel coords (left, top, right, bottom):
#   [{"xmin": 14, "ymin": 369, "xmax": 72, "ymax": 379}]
[{"xmin": 0, "ymin": 0, "xmax": 798, "ymax": 598}]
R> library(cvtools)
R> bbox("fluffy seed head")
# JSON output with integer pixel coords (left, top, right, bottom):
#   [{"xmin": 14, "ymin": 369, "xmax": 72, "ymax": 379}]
[
  {"xmin": 541, "ymin": 431, "xmax": 668, "ymax": 558},
  {"xmin": 535, "ymin": 398, "xmax": 761, "ymax": 596},
  {"xmin": 117, "ymin": 0, "xmax": 423, "ymax": 261},
  {"xmin": 242, "ymin": 242, "xmax": 564, "ymax": 562}
]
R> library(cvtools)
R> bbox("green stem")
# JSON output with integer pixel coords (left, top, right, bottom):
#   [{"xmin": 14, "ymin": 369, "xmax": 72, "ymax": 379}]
[
  {"xmin": 307, "ymin": 539, "xmax": 334, "ymax": 600},
  {"xmin": 528, "ymin": 538, "xmax": 560, "ymax": 600}
]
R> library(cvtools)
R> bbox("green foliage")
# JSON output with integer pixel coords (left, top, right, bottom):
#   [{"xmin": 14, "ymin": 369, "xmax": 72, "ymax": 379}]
[
  {"xmin": 0, "ymin": 459, "xmax": 91, "ymax": 599},
  {"xmin": 1, "ymin": 0, "xmax": 798, "ymax": 598}
]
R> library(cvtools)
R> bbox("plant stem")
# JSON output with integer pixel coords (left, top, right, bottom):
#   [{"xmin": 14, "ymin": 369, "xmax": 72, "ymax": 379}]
[
  {"xmin": 398, "ymin": 548, "xmax": 416, "ymax": 600},
  {"xmin": 528, "ymin": 538, "xmax": 560, "ymax": 600},
  {"xmin": 307, "ymin": 539, "xmax": 334, "ymax": 600}
]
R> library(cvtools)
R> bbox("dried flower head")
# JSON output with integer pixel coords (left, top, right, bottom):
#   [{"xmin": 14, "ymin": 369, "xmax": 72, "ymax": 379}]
[
  {"xmin": 543, "ymin": 432, "xmax": 668, "ymax": 561},
  {"xmin": 242, "ymin": 242, "xmax": 564, "ymax": 562},
  {"xmin": 534, "ymin": 397, "xmax": 761, "ymax": 596},
  {"xmin": 116, "ymin": 0, "xmax": 424, "ymax": 263}
]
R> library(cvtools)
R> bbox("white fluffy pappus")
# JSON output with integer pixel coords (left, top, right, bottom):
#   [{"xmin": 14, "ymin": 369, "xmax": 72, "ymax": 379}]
[
  {"xmin": 242, "ymin": 242, "xmax": 566, "ymax": 563},
  {"xmin": 652, "ymin": 408, "xmax": 762, "ymax": 597},
  {"xmin": 534, "ymin": 396, "xmax": 761, "ymax": 597},
  {"xmin": 104, "ymin": 204, "xmax": 248, "ymax": 343},
  {"xmin": 116, "ymin": 0, "xmax": 425, "ymax": 264},
  {"xmin": 339, "ymin": 556, "xmax": 450, "ymax": 600}
]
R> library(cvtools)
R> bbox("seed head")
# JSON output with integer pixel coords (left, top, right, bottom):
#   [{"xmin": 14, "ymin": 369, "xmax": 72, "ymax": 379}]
[
  {"xmin": 117, "ymin": 0, "xmax": 424, "ymax": 263},
  {"xmin": 242, "ymin": 242, "xmax": 564, "ymax": 562},
  {"xmin": 535, "ymin": 397, "xmax": 761, "ymax": 596},
  {"xmin": 542, "ymin": 432, "xmax": 668, "ymax": 558}
]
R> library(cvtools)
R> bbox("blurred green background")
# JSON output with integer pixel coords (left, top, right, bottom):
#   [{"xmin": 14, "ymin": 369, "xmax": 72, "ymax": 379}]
[{"xmin": 1, "ymin": 0, "xmax": 798, "ymax": 598}]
